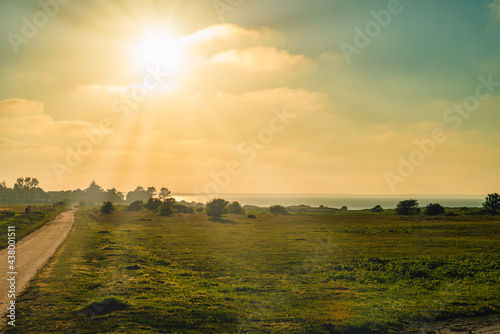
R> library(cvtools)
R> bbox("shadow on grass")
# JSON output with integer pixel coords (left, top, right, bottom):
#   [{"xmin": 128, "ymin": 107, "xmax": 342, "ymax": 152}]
[{"xmin": 208, "ymin": 218, "xmax": 238, "ymax": 224}]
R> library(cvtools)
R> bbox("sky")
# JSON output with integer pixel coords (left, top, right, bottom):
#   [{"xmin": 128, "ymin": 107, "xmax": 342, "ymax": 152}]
[{"xmin": 0, "ymin": 0, "xmax": 499, "ymax": 195}]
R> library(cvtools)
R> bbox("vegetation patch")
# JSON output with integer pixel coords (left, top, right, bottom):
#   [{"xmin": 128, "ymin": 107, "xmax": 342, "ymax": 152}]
[
  {"xmin": 0, "ymin": 205, "xmax": 67, "ymax": 249},
  {"xmin": 4, "ymin": 208, "xmax": 500, "ymax": 333}
]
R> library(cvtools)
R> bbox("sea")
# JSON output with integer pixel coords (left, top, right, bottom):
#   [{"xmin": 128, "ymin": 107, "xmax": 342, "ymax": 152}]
[{"xmin": 172, "ymin": 194, "xmax": 486, "ymax": 210}]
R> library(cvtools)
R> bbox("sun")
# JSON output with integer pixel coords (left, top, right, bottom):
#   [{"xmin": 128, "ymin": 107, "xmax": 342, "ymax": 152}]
[{"xmin": 133, "ymin": 32, "xmax": 186, "ymax": 73}]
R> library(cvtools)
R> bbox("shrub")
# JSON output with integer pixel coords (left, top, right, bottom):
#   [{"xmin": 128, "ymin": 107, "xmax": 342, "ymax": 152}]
[
  {"xmin": 145, "ymin": 198, "xmax": 162, "ymax": 211},
  {"xmin": 160, "ymin": 204, "xmax": 173, "ymax": 217},
  {"xmin": 371, "ymin": 205, "xmax": 384, "ymax": 213},
  {"xmin": 127, "ymin": 200, "xmax": 143, "ymax": 211},
  {"xmin": 176, "ymin": 204, "xmax": 194, "ymax": 214},
  {"xmin": 159, "ymin": 198, "xmax": 176, "ymax": 217},
  {"xmin": 205, "ymin": 198, "xmax": 229, "ymax": 220},
  {"xmin": 0, "ymin": 210, "xmax": 16, "ymax": 219},
  {"xmin": 269, "ymin": 205, "xmax": 288, "ymax": 215},
  {"xmin": 425, "ymin": 203, "xmax": 446, "ymax": 216},
  {"xmin": 228, "ymin": 201, "xmax": 244, "ymax": 214},
  {"xmin": 395, "ymin": 199, "xmax": 421, "ymax": 215},
  {"xmin": 100, "ymin": 201, "xmax": 115, "ymax": 215}
]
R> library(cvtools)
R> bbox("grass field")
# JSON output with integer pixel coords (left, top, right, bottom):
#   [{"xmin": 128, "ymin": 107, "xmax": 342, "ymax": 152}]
[
  {"xmin": 0, "ymin": 205, "xmax": 67, "ymax": 249},
  {"xmin": 4, "ymin": 208, "xmax": 500, "ymax": 333}
]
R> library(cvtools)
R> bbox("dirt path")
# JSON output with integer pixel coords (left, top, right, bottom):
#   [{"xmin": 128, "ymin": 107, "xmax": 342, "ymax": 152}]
[{"xmin": 0, "ymin": 207, "xmax": 77, "ymax": 320}]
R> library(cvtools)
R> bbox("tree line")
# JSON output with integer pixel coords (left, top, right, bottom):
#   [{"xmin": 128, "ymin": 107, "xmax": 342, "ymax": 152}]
[
  {"xmin": 388, "ymin": 194, "xmax": 500, "ymax": 216},
  {"xmin": 0, "ymin": 177, "xmax": 173, "ymax": 205}
]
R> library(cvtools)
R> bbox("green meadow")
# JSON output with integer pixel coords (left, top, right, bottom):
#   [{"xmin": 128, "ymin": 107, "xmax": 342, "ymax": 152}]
[
  {"xmin": 4, "ymin": 208, "xmax": 500, "ymax": 333},
  {"xmin": 0, "ymin": 205, "xmax": 67, "ymax": 250}
]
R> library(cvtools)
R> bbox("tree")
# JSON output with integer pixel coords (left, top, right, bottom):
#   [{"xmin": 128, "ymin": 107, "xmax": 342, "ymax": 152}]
[
  {"xmin": 228, "ymin": 201, "xmax": 244, "ymax": 214},
  {"xmin": 0, "ymin": 181, "xmax": 6, "ymax": 195},
  {"xmin": 483, "ymin": 193, "xmax": 500, "ymax": 216},
  {"xmin": 126, "ymin": 186, "xmax": 150, "ymax": 203},
  {"xmin": 100, "ymin": 201, "xmax": 115, "ymax": 215},
  {"xmin": 371, "ymin": 205, "xmax": 384, "ymax": 213},
  {"xmin": 269, "ymin": 205, "xmax": 288, "ymax": 215},
  {"xmin": 145, "ymin": 198, "xmax": 162, "ymax": 211},
  {"xmin": 86, "ymin": 181, "xmax": 105, "ymax": 204},
  {"xmin": 425, "ymin": 203, "xmax": 446, "ymax": 216},
  {"xmin": 12, "ymin": 177, "xmax": 42, "ymax": 202},
  {"xmin": 205, "ymin": 198, "xmax": 229, "ymax": 220},
  {"xmin": 176, "ymin": 204, "xmax": 194, "ymax": 214},
  {"xmin": 395, "ymin": 199, "xmax": 421, "ymax": 215},
  {"xmin": 104, "ymin": 188, "xmax": 125, "ymax": 203},
  {"xmin": 159, "ymin": 198, "xmax": 176, "ymax": 217},
  {"xmin": 158, "ymin": 187, "xmax": 171, "ymax": 201},
  {"xmin": 147, "ymin": 187, "xmax": 156, "ymax": 198},
  {"xmin": 127, "ymin": 200, "xmax": 143, "ymax": 211}
]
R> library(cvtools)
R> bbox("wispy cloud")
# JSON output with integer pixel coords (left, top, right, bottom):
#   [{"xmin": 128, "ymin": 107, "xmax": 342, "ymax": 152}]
[
  {"xmin": 0, "ymin": 98, "xmax": 43, "ymax": 118},
  {"xmin": 210, "ymin": 46, "xmax": 310, "ymax": 72},
  {"xmin": 185, "ymin": 23, "xmax": 263, "ymax": 43}
]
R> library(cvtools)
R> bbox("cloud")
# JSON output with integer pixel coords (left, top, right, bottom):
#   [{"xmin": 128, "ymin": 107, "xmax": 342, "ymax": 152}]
[
  {"xmin": 0, "ymin": 98, "xmax": 100, "ymax": 145},
  {"xmin": 210, "ymin": 46, "xmax": 310, "ymax": 72},
  {"xmin": 0, "ymin": 98, "xmax": 43, "ymax": 118},
  {"xmin": 235, "ymin": 87, "xmax": 327, "ymax": 111},
  {"xmin": 185, "ymin": 23, "xmax": 263, "ymax": 43}
]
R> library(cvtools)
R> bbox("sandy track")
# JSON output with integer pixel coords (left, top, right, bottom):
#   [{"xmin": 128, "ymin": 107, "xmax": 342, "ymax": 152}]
[{"xmin": 0, "ymin": 207, "xmax": 77, "ymax": 320}]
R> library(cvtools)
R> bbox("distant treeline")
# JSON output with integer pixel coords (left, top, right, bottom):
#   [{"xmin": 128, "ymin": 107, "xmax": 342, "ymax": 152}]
[{"xmin": 0, "ymin": 177, "xmax": 170, "ymax": 205}]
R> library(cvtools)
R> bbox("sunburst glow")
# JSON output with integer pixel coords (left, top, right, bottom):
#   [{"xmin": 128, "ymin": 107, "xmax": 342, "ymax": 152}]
[{"xmin": 134, "ymin": 32, "xmax": 186, "ymax": 73}]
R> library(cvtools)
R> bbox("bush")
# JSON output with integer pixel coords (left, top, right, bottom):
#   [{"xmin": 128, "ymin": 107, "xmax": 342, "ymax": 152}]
[
  {"xmin": 176, "ymin": 204, "xmax": 194, "ymax": 214},
  {"xmin": 228, "ymin": 201, "xmax": 244, "ymax": 214},
  {"xmin": 145, "ymin": 198, "xmax": 162, "ymax": 211},
  {"xmin": 425, "ymin": 203, "xmax": 446, "ymax": 216},
  {"xmin": 159, "ymin": 198, "xmax": 176, "ymax": 217},
  {"xmin": 395, "ymin": 199, "xmax": 421, "ymax": 215},
  {"xmin": 371, "ymin": 205, "xmax": 384, "ymax": 213},
  {"xmin": 127, "ymin": 200, "xmax": 143, "ymax": 211},
  {"xmin": 100, "ymin": 201, "xmax": 115, "ymax": 215},
  {"xmin": 205, "ymin": 198, "xmax": 229, "ymax": 220},
  {"xmin": 57, "ymin": 199, "xmax": 70, "ymax": 206},
  {"xmin": 247, "ymin": 214, "xmax": 256, "ymax": 219},
  {"xmin": 0, "ymin": 210, "xmax": 16, "ymax": 219},
  {"xmin": 269, "ymin": 205, "xmax": 288, "ymax": 215},
  {"xmin": 340, "ymin": 206, "xmax": 348, "ymax": 211},
  {"xmin": 160, "ymin": 204, "xmax": 174, "ymax": 216}
]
